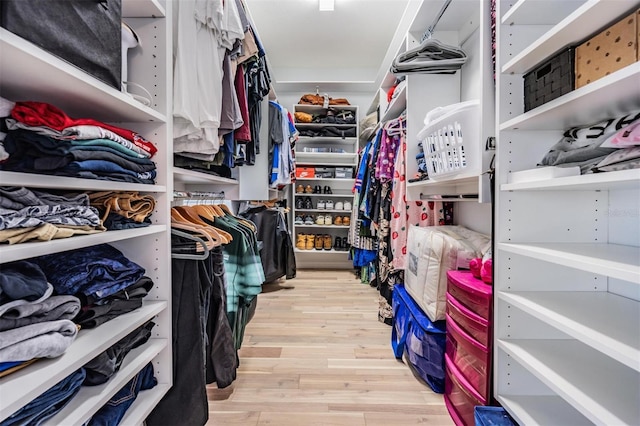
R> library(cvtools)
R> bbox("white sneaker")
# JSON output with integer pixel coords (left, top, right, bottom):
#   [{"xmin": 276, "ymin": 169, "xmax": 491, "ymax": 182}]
[
  {"xmin": 317, "ymin": 199, "xmax": 326, "ymax": 210},
  {"xmin": 343, "ymin": 201, "xmax": 352, "ymax": 211},
  {"xmin": 325, "ymin": 200, "xmax": 334, "ymax": 210},
  {"xmin": 315, "ymin": 215, "xmax": 325, "ymax": 225},
  {"xmin": 334, "ymin": 201, "xmax": 344, "ymax": 210}
]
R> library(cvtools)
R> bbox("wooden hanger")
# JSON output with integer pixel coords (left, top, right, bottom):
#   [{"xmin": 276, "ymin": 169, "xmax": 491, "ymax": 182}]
[{"xmin": 172, "ymin": 206, "xmax": 231, "ymax": 244}]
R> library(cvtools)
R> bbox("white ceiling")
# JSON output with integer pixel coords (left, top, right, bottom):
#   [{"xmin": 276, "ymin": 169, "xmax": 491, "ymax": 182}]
[{"xmin": 244, "ymin": 0, "xmax": 414, "ymax": 94}]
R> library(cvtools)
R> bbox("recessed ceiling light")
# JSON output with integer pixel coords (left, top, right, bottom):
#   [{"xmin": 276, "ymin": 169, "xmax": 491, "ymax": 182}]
[{"xmin": 319, "ymin": 0, "xmax": 334, "ymax": 11}]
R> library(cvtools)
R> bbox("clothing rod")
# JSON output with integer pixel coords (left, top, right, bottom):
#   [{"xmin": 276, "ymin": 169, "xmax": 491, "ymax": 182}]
[{"xmin": 422, "ymin": 0, "xmax": 453, "ymax": 41}]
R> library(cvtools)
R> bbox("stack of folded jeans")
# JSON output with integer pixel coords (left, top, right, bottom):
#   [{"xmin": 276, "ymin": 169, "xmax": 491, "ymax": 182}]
[
  {"xmin": 0, "ymin": 186, "xmax": 105, "ymax": 245},
  {"xmin": 1, "ymin": 100, "xmax": 157, "ymax": 184},
  {"xmin": 0, "ymin": 368, "xmax": 86, "ymax": 425},
  {"xmin": 86, "ymin": 362, "xmax": 157, "ymax": 426},
  {"xmin": 32, "ymin": 244, "xmax": 146, "ymax": 301},
  {"xmin": 32, "ymin": 244, "xmax": 154, "ymax": 329}
]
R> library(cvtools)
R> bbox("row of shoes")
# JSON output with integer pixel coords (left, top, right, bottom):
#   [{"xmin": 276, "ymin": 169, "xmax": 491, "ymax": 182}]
[
  {"xmin": 295, "ymin": 196, "xmax": 351, "ymax": 211},
  {"xmin": 295, "ymin": 215, "xmax": 351, "ymax": 226},
  {"xmin": 296, "ymin": 185, "xmax": 332, "ymax": 194},
  {"xmin": 296, "ymin": 234, "xmax": 350, "ymax": 251}
]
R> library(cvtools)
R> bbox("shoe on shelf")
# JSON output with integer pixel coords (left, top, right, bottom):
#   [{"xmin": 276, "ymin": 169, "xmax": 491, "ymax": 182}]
[
  {"xmin": 323, "ymin": 186, "xmax": 332, "ymax": 194},
  {"xmin": 342, "ymin": 236, "xmax": 349, "ymax": 251},
  {"xmin": 295, "ymin": 197, "xmax": 304, "ymax": 209},
  {"xmin": 324, "ymin": 215, "xmax": 333, "ymax": 225},
  {"xmin": 306, "ymin": 234, "xmax": 315, "ymax": 250},
  {"xmin": 315, "ymin": 215, "xmax": 325, "ymax": 225},
  {"xmin": 323, "ymin": 234, "xmax": 332, "ymax": 250},
  {"xmin": 304, "ymin": 215, "xmax": 314, "ymax": 225},
  {"xmin": 303, "ymin": 197, "xmax": 313, "ymax": 209},
  {"xmin": 305, "ymin": 185, "xmax": 313, "ymax": 194},
  {"xmin": 317, "ymin": 199, "xmax": 326, "ymax": 210},
  {"xmin": 313, "ymin": 185, "xmax": 322, "ymax": 194},
  {"xmin": 296, "ymin": 184, "xmax": 304, "ymax": 193},
  {"xmin": 334, "ymin": 236, "xmax": 342, "ymax": 251},
  {"xmin": 294, "ymin": 215, "xmax": 304, "ymax": 225},
  {"xmin": 325, "ymin": 200, "xmax": 334, "ymax": 210},
  {"xmin": 296, "ymin": 234, "xmax": 306, "ymax": 250},
  {"xmin": 334, "ymin": 216, "xmax": 343, "ymax": 226},
  {"xmin": 342, "ymin": 216, "xmax": 350, "ymax": 226},
  {"xmin": 343, "ymin": 201, "xmax": 352, "ymax": 211},
  {"xmin": 334, "ymin": 201, "xmax": 344, "ymax": 210},
  {"xmin": 315, "ymin": 234, "xmax": 324, "ymax": 250}
]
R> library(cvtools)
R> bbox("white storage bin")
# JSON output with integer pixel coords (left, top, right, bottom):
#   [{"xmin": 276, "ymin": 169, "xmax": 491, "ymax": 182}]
[{"xmin": 417, "ymin": 100, "xmax": 480, "ymax": 180}]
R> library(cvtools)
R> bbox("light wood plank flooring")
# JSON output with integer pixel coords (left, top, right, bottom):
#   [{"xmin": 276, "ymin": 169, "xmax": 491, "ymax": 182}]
[{"xmin": 206, "ymin": 269, "xmax": 453, "ymax": 425}]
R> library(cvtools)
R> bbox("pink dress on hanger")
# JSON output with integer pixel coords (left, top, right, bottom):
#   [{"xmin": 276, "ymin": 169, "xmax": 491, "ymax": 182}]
[{"xmin": 390, "ymin": 136, "xmax": 446, "ymax": 270}]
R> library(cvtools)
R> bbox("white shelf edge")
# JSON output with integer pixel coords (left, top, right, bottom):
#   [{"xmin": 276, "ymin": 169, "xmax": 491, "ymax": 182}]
[
  {"xmin": 295, "ymin": 178, "xmax": 355, "ymax": 182},
  {"xmin": 295, "ymin": 152, "xmax": 357, "ymax": 157},
  {"xmin": 497, "ymin": 395, "xmax": 592, "ymax": 426},
  {"xmin": 122, "ymin": 0, "xmax": 166, "ymax": 17},
  {"xmin": 501, "ymin": 0, "xmax": 638, "ymax": 75},
  {"xmin": 500, "ymin": 62, "xmax": 640, "ymax": 131},
  {"xmin": 293, "ymin": 104, "xmax": 358, "ymax": 111},
  {"xmin": 294, "ymin": 209, "xmax": 353, "ymax": 214},
  {"xmin": 294, "ymin": 193, "xmax": 354, "ymax": 198},
  {"xmin": 294, "ymin": 123, "xmax": 357, "ymax": 129},
  {"xmin": 296, "ymin": 136, "xmax": 358, "ymax": 143},
  {"xmin": 0, "ymin": 28, "xmax": 167, "ymax": 123},
  {"xmin": 43, "ymin": 339, "xmax": 167, "ymax": 426},
  {"xmin": 498, "ymin": 339, "xmax": 638, "ymax": 426},
  {"xmin": 0, "ymin": 301, "xmax": 167, "ymax": 421},
  {"xmin": 118, "ymin": 384, "xmax": 171, "ymax": 426},
  {"xmin": 0, "ymin": 171, "xmax": 166, "ymax": 193},
  {"xmin": 294, "ymin": 225, "xmax": 351, "ymax": 229},
  {"xmin": 0, "ymin": 225, "xmax": 167, "ymax": 264},
  {"xmin": 294, "ymin": 248, "xmax": 349, "ymax": 254},
  {"xmin": 380, "ymin": 85, "xmax": 407, "ymax": 122},
  {"xmin": 499, "ymin": 291, "xmax": 640, "ymax": 371},
  {"xmin": 172, "ymin": 168, "xmax": 239, "ymax": 185},
  {"xmin": 502, "ymin": 169, "xmax": 640, "ymax": 191},
  {"xmin": 498, "ymin": 242, "xmax": 640, "ymax": 284},
  {"xmin": 294, "ymin": 163, "xmax": 357, "ymax": 167},
  {"xmin": 501, "ymin": 0, "xmax": 585, "ymax": 26}
]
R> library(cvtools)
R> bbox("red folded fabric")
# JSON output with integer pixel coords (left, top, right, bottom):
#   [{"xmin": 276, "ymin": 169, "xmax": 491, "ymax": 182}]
[{"xmin": 12, "ymin": 101, "xmax": 157, "ymax": 156}]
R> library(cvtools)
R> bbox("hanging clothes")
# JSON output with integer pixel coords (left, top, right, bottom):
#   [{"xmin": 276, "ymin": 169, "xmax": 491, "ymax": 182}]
[
  {"xmin": 240, "ymin": 205, "xmax": 296, "ymax": 283},
  {"xmin": 268, "ymin": 101, "xmax": 295, "ymax": 187}
]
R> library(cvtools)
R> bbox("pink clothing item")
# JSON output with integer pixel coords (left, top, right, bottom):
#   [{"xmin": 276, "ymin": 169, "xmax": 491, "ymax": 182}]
[
  {"xmin": 12, "ymin": 101, "xmax": 157, "ymax": 156},
  {"xmin": 390, "ymin": 136, "xmax": 445, "ymax": 270},
  {"xmin": 375, "ymin": 130, "xmax": 399, "ymax": 182}
]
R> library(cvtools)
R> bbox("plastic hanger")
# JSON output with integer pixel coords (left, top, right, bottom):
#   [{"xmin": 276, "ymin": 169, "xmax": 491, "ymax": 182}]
[{"xmin": 171, "ymin": 228, "xmax": 211, "ymax": 260}]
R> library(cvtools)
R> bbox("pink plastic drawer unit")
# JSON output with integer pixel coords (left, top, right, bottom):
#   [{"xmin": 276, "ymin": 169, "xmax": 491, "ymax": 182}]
[
  {"xmin": 446, "ymin": 313, "xmax": 490, "ymax": 400},
  {"xmin": 446, "ymin": 270, "xmax": 492, "ymax": 321},
  {"xmin": 444, "ymin": 356, "xmax": 487, "ymax": 426},
  {"xmin": 446, "ymin": 293, "xmax": 491, "ymax": 348}
]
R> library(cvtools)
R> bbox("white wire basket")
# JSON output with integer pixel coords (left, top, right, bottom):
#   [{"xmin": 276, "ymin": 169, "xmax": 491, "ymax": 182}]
[{"xmin": 417, "ymin": 100, "xmax": 480, "ymax": 180}]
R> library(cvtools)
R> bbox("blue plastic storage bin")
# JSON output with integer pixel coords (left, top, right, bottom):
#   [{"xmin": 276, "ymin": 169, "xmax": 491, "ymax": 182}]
[
  {"xmin": 474, "ymin": 406, "xmax": 517, "ymax": 426},
  {"xmin": 392, "ymin": 284, "xmax": 447, "ymax": 393}
]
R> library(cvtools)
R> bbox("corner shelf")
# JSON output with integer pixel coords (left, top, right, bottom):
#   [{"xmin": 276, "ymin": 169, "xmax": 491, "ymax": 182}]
[
  {"xmin": 499, "ymin": 291, "xmax": 639, "ymax": 370},
  {"xmin": 498, "ymin": 339, "xmax": 639, "ymax": 425},
  {"xmin": 380, "ymin": 84, "xmax": 406, "ymax": 122}
]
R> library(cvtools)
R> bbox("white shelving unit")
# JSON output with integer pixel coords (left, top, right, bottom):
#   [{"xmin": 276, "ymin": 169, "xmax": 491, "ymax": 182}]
[
  {"xmin": 366, "ymin": 0, "xmax": 495, "ymax": 236},
  {"xmin": 292, "ymin": 104, "xmax": 358, "ymax": 268},
  {"xmin": 495, "ymin": 1, "xmax": 640, "ymax": 424},
  {"xmin": 0, "ymin": 0, "xmax": 172, "ymax": 423}
]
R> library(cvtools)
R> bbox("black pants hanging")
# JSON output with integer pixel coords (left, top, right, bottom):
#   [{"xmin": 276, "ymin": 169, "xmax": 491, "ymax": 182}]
[{"xmin": 146, "ymin": 236, "xmax": 212, "ymax": 426}]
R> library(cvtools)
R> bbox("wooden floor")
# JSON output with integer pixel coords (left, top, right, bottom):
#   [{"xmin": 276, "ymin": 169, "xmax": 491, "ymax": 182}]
[{"xmin": 206, "ymin": 269, "xmax": 453, "ymax": 426}]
